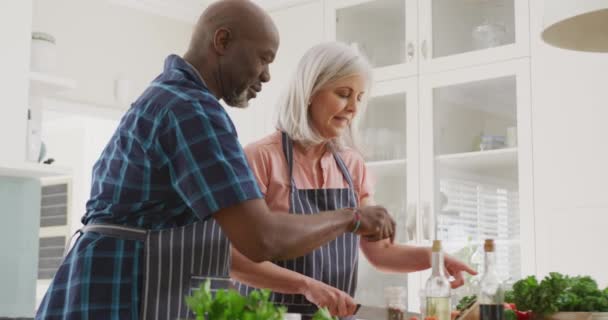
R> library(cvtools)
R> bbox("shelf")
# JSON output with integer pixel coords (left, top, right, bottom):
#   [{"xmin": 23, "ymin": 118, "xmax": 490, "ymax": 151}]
[
  {"xmin": 29, "ymin": 72, "xmax": 76, "ymax": 97},
  {"xmin": 436, "ymin": 148, "xmax": 517, "ymax": 176},
  {"xmin": 365, "ymin": 159, "xmax": 407, "ymax": 176},
  {"xmin": 0, "ymin": 162, "xmax": 71, "ymax": 179},
  {"xmin": 434, "ymin": 75, "xmax": 516, "ymax": 118},
  {"xmin": 365, "ymin": 159, "xmax": 407, "ymax": 169}
]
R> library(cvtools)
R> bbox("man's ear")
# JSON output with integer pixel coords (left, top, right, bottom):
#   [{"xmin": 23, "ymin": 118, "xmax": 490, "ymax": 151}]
[{"xmin": 213, "ymin": 27, "xmax": 231, "ymax": 56}]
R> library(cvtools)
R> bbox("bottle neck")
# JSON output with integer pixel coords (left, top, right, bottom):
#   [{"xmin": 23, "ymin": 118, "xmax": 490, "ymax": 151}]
[
  {"xmin": 484, "ymin": 251, "xmax": 496, "ymax": 275},
  {"xmin": 480, "ymin": 250, "xmax": 504, "ymax": 304},
  {"xmin": 431, "ymin": 251, "xmax": 445, "ymax": 276}
]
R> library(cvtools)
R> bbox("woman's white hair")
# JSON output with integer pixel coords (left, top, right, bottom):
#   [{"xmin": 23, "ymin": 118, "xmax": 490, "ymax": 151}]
[{"xmin": 275, "ymin": 41, "xmax": 373, "ymax": 150}]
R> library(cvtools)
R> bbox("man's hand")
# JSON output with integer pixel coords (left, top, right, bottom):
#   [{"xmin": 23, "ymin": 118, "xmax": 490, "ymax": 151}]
[
  {"xmin": 444, "ymin": 253, "xmax": 478, "ymax": 288},
  {"xmin": 302, "ymin": 279, "xmax": 357, "ymax": 318},
  {"xmin": 356, "ymin": 206, "xmax": 396, "ymax": 243}
]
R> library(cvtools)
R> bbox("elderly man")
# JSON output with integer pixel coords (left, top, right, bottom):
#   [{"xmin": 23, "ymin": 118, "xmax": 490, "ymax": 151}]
[{"xmin": 36, "ymin": 1, "xmax": 395, "ymax": 319}]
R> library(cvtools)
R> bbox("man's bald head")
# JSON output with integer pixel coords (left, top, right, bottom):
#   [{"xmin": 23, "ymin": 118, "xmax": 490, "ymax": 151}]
[
  {"xmin": 184, "ymin": 0, "xmax": 279, "ymax": 108},
  {"xmin": 188, "ymin": 0, "xmax": 279, "ymax": 57}
]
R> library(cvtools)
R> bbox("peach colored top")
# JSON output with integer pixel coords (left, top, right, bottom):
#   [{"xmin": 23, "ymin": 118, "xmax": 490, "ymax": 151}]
[{"xmin": 244, "ymin": 131, "xmax": 373, "ymax": 213}]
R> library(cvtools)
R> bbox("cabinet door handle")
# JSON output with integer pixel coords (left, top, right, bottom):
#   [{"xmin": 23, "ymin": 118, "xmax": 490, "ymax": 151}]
[
  {"xmin": 420, "ymin": 39, "xmax": 429, "ymax": 59},
  {"xmin": 407, "ymin": 42, "xmax": 415, "ymax": 61},
  {"xmin": 405, "ymin": 203, "xmax": 417, "ymax": 241},
  {"xmin": 421, "ymin": 202, "xmax": 434, "ymax": 241}
]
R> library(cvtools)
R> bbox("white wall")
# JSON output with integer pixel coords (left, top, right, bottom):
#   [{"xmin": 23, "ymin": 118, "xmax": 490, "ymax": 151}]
[
  {"xmin": 531, "ymin": 1, "xmax": 608, "ymax": 285},
  {"xmin": 32, "ymin": 0, "xmax": 191, "ymax": 232},
  {"xmin": 32, "ymin": 0, "xmax": 192, "ymax": 109},
  {"xmin": 229, "ymin": 0, "xmax": 326, "ymax": 146},
  {"xmin": 38, "ymin": 0, "xmax": 328, "ymax": 231},
  {"xmin": 42, "ymin": 106, "xmax": 120, "ymax": 233},
  {"xmin": 0, "ymin": 0, "xmax": 32, "ymax": 162},
  {"xmin": 0, "ymin": 1, "xmax": 42, "ymax": 316}
]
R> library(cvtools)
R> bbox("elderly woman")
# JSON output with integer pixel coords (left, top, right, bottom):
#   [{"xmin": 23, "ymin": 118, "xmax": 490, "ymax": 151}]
[{"xmin": 230, "ymin": 42, "xmax": 476, "ymax": 319}]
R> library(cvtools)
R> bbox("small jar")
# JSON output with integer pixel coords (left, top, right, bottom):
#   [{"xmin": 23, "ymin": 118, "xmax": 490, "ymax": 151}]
[
  {"xmin": 385, "ymin": 286, "xmax": 407, "ymax": 320},
  {"xmin": 31, "ymin": 32, "xmax": 57, "ymax": 73}
]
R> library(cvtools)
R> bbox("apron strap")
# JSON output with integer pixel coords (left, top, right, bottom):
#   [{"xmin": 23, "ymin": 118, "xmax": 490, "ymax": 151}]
[
  {"xmin": 281, "ymin": 131, "xmax": 296, "ymax": 188},
  {"xmin": 63, "ymin": 229, "xmax": 82, "ymax": 257},
  {"xmin": 64, "ymin": 223, "xmax": 148, "ymax": 256},
  {"xmin": 80, "ymin": 223, "xmax": 148, "ymax": 241},
  {"xmin": 331, "ymin": 147, "xmax": 357, "ymax": 197},
  {"xmin": 281, "ymin": 132, "xmax": 299, "ymax": 212},
  {"xmin": 281, "ymin": 132, "xmax": 358, "ymax": 206}
]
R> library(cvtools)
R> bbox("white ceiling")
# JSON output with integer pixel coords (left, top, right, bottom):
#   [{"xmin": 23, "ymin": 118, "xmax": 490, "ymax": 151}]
[{"xmin": 107, "ymin": 0, "xmax": 309, "ymax": 23}]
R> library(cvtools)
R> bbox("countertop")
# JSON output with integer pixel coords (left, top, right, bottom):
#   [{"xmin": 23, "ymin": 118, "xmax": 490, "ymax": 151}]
[{"xmin": 356, "ymin": 305, "xmax": 419, "ymax": 320}]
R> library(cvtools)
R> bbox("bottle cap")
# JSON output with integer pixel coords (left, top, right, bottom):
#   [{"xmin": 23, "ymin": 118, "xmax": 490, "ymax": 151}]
[
  {"xmin": 432, "ymin": 240, "xmax": 442, "ymax": 252},
  {"xmin": 484, "ymin": 239, "xmax": 495, "ymax": 252}
]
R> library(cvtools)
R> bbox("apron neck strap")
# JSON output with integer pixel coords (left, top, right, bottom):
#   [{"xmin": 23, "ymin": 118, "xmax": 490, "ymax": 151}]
[{"xmin": 280, "ymin": 132, "xmax": 356, "ymax": 191}]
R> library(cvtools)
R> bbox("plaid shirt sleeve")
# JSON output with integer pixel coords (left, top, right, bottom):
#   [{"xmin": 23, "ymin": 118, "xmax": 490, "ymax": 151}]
[{"xmin": 155, "ymin": 100, "xmax": 262, "ymax": 221}]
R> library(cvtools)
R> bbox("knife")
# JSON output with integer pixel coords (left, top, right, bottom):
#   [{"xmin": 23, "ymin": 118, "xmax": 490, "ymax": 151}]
[{"xmin": 354, "ymin": 304, "xmax": 388, "ymax": 320}]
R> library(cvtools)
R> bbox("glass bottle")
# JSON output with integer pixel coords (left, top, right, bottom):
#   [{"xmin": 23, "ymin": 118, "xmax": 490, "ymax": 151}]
[
  {"xmin": 479, "ymin": 239, "xmax": 504, "ymax": 320},
  {"xmin": 425, "ymin": 240, "xmax": 451, "ymax": 320}
]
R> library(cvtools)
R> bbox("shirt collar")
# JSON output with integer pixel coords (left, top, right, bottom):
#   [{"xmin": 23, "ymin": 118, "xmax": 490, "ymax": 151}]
[
  {"xmin": 183, "ymin": 60, "xmax": 208, "ymax": 87},
  {"xmin": 163, "ymin": 54, "xmax": 209, "ymax": 89}
]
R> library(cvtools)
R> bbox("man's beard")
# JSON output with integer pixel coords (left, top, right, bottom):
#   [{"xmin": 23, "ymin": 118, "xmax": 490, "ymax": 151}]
[
  {"xmin": 224, "ymin": 88, "xmax": 249, "ymax": 109},
  {"xmin": 217, "ymin": 58, "xmax": 250, "ymax": 109}
]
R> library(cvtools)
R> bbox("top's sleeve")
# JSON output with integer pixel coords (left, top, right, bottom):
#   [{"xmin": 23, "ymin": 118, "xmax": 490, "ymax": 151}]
[
  {"xmin": 358, "ymin": 162, "xmax": 373, "ymax": 202},
  {"xmin": 348, "ymin": 151, "xmax": 374, "ymax": 203},
  {"xmin": 243, "ymin": 144, "xmax": 271, "ymax": 195},
  {"xmin": 154, "ymin": 99, "xmax": 263, "ymax": 221}
]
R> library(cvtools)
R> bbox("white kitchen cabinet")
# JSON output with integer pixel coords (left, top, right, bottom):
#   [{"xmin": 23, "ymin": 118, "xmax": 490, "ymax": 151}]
[
  {"xmin": 369, "ymin": 61, "xmax": 536, "ymax": 310},
  {"xmin": 418, "ymin": 0, "xmax": 530, "ymax": 73},
  {"xmin": 319, "ymin": 0, "xmax": 534, "ymax": 311},
  {"xmin": 324, "ymin": 0, "xmax": 530, "ymax": 79},
  {"xmin": 414, "ymin": 58, "xmax": 535, "ymax": 307},
  {"xmin": 356, "ymin": 77, "xmax": 418, "ymax": 306},
  {"xmin": 324, "ymin": 0, "xmax": 419, "ymax": 81}
]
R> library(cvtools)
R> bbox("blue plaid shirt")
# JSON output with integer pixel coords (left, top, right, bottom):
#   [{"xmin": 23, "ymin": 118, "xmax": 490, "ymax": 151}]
[
  {"xmin": 37, "ymin": 55, "xmax": 263, "ymax": 320},
  {"xmin": 83, "ymin": 54, "xmax": 262, "ymax": 229}
]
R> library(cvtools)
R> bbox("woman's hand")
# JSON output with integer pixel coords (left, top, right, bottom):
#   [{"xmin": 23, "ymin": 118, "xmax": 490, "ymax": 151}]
[
  {"xmin": 302, "ymin": 278, "xmax": 358, "ymax": 318},
  {"xmin": 443, "ymin": 253, "xmax": 478, "ymax": 288}
]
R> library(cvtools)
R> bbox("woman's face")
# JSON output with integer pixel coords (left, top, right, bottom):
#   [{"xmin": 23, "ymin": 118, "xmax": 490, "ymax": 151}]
[{"xmin": 309, "ymin": 74, "xmax": 366, "ymax": 140}]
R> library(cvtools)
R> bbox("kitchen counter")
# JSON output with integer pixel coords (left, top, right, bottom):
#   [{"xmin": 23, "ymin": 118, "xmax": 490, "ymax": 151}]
[{"xmin": 356, "ymin": 305, "xmax": 419, "ymax": 320}]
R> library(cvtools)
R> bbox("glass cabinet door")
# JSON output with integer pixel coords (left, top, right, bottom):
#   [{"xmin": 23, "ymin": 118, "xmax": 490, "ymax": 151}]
[
  {"xmin": 325, "ymin": 0, "xmax": 419, "ymax": 81},
  {"xmin": 418, "ymin": 58, "xmax": 535, "ymax": 307},
  {"xmin": 418, "ymin": 0, "xmax": 530, "ymax": 73},
  {"xmin": 356, "ymin": 77, "xmax": 418, "ymax": 310}
]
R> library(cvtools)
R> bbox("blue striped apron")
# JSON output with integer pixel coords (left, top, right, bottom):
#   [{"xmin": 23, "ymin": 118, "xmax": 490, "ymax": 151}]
[
  {"xmin": 237, "ymin": 132, "xmax": 360, "ymax": 320},
  {"xmin": 139, "ymin": 220, "xmax": 232, "ymax": 320},
  {"xmin": 37, "ymin": 219, "xmax": 230, "ymax": 320}
]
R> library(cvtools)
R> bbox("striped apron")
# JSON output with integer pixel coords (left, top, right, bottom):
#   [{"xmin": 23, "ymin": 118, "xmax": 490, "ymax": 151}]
[
  {"xmin": 77, "ymin": 219, "xmax": 231, "ymax": 320},
  {"xmin": 237, "ymin": 132, "xmax": 360, "ymax": 320}
]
